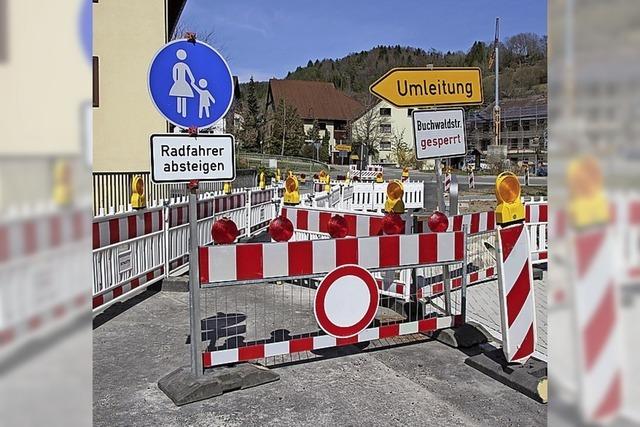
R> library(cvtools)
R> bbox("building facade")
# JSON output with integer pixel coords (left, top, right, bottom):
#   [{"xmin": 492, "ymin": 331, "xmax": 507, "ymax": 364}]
[
  {"xmin": 93, "ymin": 0, "xmax": 187, "ymax": 172},
  {"xmin": 465, "ymin": 95, "xmax": 548, "ymax": 166},
  {"xmin": 265, "ymin": 79, "xmax": 363, "ymax": 163}
]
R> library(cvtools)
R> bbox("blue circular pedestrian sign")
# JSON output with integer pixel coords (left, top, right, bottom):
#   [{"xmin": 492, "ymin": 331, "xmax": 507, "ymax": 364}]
[{"xmin": 148, "ymin": 39, "xmax": 234, "ymax": 130}]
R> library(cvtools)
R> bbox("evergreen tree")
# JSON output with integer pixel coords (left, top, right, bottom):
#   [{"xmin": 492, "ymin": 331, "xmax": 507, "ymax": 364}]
[
  {"xmin": 239, "ymin": 77, "xmax": 263, "ymax": 152},
  {"xmin": 266, "ymin": 100, "xmax": 305, "ymax": 156}
]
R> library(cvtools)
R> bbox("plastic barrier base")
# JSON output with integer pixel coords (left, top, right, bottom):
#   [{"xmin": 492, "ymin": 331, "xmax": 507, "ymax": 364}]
[
  {"xmin": 158, "ymin": 364, "xmax": 280, "ymax": 406},
  {"xmin": 465, "ymin": 347, "xmax": 548, "ymax": 403}
]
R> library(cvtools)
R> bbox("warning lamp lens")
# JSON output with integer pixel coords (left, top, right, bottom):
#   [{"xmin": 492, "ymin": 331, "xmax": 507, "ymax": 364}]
[
  {"xmin": 427, "ymin": 211, "xmax": 449, "ymax": 233},
  {"xmin": 285, "ymin": 177, "xmax": 297, "ymax": 192},
  {"xmin": 327, "ymin": 215, "xmax": 349, "ymax": 238},
  {"xmin": 496, "ymin": 174, "xmax": 520, "ymax": 203},
  {"xmin": 376, "ymin": 172, "xmax": 383, "ymax": 179},
  {"xmin": 386, "ymin": 180, "xmax": 404, "ymax": 201},
  {"xmin": 268, "ymin": 216, "xmax": 294, "ymax": 242},
  {"xmin": 211, "ymin": 218, "xmax": 239, "ymax": 245},
  {"xmin": 382, "ymin": 212, "xmax": 404, "ymax": 235}
]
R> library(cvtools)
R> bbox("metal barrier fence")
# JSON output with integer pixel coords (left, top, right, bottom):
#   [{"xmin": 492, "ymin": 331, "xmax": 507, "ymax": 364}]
[
  {"xmin": 351, "ymin": 181, "xmax": 424, "ymax": 211},
  {"xmin": 92, "ymin": 169, "xmax": 257, "ymax": 214},
  {"xmin": 92, "ymin": 186, "xmax": 281, "ymax": 315},
  {"xmin": 0, "ymin": 205, "xmax": 90, "ymax": 358},
  {"xmin": 198, "ymin": 230, "xmax": 466, "ymax": 367}
]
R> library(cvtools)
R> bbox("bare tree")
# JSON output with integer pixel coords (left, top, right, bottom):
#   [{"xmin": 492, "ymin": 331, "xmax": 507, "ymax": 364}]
[
  {"xmin": 350, "ymin": 95, "xmax": 385, "ymax": 167},
  {"xmin": 390, "ymin": 129, "xmax": 414, "ymax": 168}
]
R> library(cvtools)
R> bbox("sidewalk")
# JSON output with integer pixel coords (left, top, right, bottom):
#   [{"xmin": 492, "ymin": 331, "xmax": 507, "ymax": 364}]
[{"xmin": 94, "ymin": 287, "xmax": 546, "ymax": 426}]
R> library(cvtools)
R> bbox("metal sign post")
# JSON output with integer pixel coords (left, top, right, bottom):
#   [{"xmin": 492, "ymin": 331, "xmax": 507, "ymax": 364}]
[
  {"xmin": 435, "ymin": 158, "xmax": 445, "ymax": 212},
  {"xmin": 188, "ymin": 182, "xmax": 203, "ymax": 377}
]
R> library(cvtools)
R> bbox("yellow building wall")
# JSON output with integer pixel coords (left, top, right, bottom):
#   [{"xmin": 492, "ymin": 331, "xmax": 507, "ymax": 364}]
[{"xmin": 93, "ymin": 0, "xmax": 168, "ymax": 172}]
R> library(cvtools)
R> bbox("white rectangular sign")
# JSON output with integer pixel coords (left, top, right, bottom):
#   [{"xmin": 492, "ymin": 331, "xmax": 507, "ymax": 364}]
[
  {"xmin": 412, "ymin": 109, "xmax": 466, "ymax": 160},
  {"xmin": 150, "ymin": 134, "xmax": 236, "ymax": 183}
]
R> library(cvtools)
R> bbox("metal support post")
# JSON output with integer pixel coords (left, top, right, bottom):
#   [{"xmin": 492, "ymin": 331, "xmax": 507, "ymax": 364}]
[
  {"xmin": 461, "ymin": 225, "xmax": 469, "ymax": 324},
  {"xmin": 188, "ymin": 185, "xmax": 203, "ymax": 377}
]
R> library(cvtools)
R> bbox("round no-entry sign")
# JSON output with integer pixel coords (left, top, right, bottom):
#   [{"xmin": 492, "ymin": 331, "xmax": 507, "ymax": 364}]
[{"xmin": 314, "ymin": 264, "xmax": 379, "ymax": 338}]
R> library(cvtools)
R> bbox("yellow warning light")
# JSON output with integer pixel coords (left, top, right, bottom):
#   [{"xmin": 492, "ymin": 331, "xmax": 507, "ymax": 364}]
[
  {"xmin": 345, "ymin": 171, "xmax": 351, "ymax": 184},
  {"xmin": 275, "ymin": 168, "xmax": 281, "ymax": 183},
  {"xmin": 52, "ymin": 160, "xmax": 72, "ymax": 206},
  {"xmin": 495, "ymin": 171, "xmax": 524, "ymax": 225},
  {"xmin": 223, "ymin": 182, "xmax": 232, "ymax": 195},
  {"xmin": 324, "ymin": 174, "xmax": 331, "ymax": 192},
  {"xmin": 259, "ymin": 172, "xmax": 266, "ymax": 190},
  {"xmin": 385, "ymin": 180, "xmax": 405, "ymax": 214},
  {"xmin": 375, "ymin": 172, "xmax": 384, "ymax": 183},
  {"xmin": 131, "ymin": 175, "xmax": 146, "ymax": 209},
  {"xmin": 284, "ymin": 175, "xmax": 300, "ymax": 205},
  {"xmin": 567, "ymin": 156, "xmax": 609, "ymax": 227}
]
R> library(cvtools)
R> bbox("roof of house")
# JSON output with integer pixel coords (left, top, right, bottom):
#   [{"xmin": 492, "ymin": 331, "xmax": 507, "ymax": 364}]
[
  {"xmin": 268, "ymin": 79, "xmax": 364, "ymax": 122},
  {"xmin": 471, "ymin": 95, "xmax": 547, "ymax": 122}
]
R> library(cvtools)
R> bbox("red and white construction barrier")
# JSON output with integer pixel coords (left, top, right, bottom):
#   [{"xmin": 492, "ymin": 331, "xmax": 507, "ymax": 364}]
[
  {"xmin": 199, "ymin": 231, "xmax": 465, "ymax": 284},
  {"xmin": 570, "ymin": 225, "xmax": 623, "ymax": 422},
  {"xmin": 281, "ymin": 206, "xmax": 383, "ymax": 238},
  {"xmin": 93, "ymin": 208, "xmax": 163, "ymax": 249},
  {"xmin": 496, "ymin": 223, "xmax": 537, "ymax": 363},
  {"xmin": 202, "ymin": 314, "xmax": 460, "ymax": 367}
]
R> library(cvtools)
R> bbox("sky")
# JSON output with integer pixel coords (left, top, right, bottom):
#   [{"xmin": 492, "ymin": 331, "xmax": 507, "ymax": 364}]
[{"xmin": 179, "ymin": 0, "xmax": 547, "ymax": 83}]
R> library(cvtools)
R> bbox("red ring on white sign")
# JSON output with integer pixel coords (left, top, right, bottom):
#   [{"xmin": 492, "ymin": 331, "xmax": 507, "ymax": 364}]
[{"xmin": 314, "ymin": 264, "xmax": 379, "ymax": 338}]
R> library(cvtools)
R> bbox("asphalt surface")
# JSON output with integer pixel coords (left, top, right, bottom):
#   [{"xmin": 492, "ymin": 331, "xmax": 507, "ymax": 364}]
[{"xmin": 93, "ymin": 285, "xmax": 546, "ymax": 426}]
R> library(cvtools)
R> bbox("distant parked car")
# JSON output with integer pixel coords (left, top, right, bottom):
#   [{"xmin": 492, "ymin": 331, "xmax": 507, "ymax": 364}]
[{"xmin": 536, "ymin": 166, "xmax": 548, "ymax": 176}]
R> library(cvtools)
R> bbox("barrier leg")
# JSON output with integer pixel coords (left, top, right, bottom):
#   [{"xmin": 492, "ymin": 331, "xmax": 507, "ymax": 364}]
[{"xmin": 443, "ymin": 265, "xmax": 452, "ymax": 316}]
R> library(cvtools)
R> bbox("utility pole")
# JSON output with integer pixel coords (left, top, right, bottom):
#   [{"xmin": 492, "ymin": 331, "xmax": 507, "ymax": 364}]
[
  {"xmin": 493, "ymin": 17, "xmax": 501, "ymax": 147},
  {"xmin": 280, "ymin": 99, "xmax": 286, "ymax": 156}
]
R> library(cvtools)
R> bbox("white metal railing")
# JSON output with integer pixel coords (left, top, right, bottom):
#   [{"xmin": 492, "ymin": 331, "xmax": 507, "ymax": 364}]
[
  {"xmin": 92, "ymin": 186, "xmax": 282, "ymax": 315},
  {"xmin": 351, "ymin": 181, "xmax": 424, "ymax": 211}
]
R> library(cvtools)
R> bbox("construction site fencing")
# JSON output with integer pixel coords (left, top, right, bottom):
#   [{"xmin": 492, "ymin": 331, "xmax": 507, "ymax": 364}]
[
  {"xmin": 0, "ymin": 204, "xmax": 90, "ymax": 359},
  {"xmin": 197, "ymin": 230, "xmax": 466, "ymax": 367},
  {"xmin": 351, "ymin": 181, "xmax": 424, "ymax": 212},
  {"xmin": 92, "ymin": 186, "xmax": 282, "ymax": 315}
]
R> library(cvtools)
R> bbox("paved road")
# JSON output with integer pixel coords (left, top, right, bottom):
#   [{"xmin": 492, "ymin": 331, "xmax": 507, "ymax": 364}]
[{"xmin": 93, "ymin": 288, "xmax": 546, "ymax": 426}]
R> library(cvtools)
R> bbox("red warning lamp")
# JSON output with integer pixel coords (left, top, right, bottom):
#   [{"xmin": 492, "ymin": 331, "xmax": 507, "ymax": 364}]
[
  {"xmin": 268, "ymin": 215, "xmax": 294, "ymax": 242},
  {"xmin": 327, "ymin": 215, "xmax": 348, "ymax": 238},
  {"xmin": 382, "ymin": 212, "xmax": 404, "ymax": 235},
  {"xmin": 211, "ymin": 218, "xmax": 239, "ymax": 244},
  {"xmin": 427, "ymin": 211, "xmax": 449, "ymax": 232}
]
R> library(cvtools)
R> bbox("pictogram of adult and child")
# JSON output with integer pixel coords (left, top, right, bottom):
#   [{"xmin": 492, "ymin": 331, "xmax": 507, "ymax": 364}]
[{"xmin": 169, "ymin": 49, "xmax": 215, "ymax": 119}]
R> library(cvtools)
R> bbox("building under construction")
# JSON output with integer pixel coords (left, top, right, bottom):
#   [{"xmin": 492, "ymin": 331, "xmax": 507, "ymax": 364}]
[{"xmin": 465, "ymin": 95, "xmax": 547, "ymax": 167}]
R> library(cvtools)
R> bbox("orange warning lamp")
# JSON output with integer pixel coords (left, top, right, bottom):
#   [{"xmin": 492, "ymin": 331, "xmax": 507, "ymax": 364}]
[
  {"xmin": 324, "ymin": 173, "xmax": 331, "ymax": 192},
  {"xmin": 283, "ymin": 175, "xmax": 300, "ymax": 205},
  {"xmin": 384, "ymin": 180, "xmax": 405, "ymax": 214},
  {"xmin": 567, "ymin": 156, "xmax": 609, "ymax": 228},
  {"xmin": 495, "ymin": 171, "xmax": 524, "ymax": 225},
  {"xmin": 52, "ymin": 160, "xmax": 72, "ymax": 206},
  {"xmin": 223, "ymin": 182, "xmax": 232, "ymax": 195},
  {"xmin": 276, "ymin": 168, "xmax": 281, "ymax": 183},
  {"xmin": 259, "ymin": 171, "xmax": 266, "ymax": 190},
  {"xmin": 401, "ymin": 167, "xmax": 409, "ymax": 182},
  {"xmin": 130, "ymin": 175, "xmax": 146, "ymax": 209},
  {"xmin": 375, "ymin": 172, "xmax": 384, "ymax": 183}
]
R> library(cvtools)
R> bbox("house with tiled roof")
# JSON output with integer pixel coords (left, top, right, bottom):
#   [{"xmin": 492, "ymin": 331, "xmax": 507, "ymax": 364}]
[{"xmin": 265, "ymin": 79, "xmax": 364, "ymax": 163}]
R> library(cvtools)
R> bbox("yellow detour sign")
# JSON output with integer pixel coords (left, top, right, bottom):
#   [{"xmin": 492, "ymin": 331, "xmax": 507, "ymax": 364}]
[
  {"xmin": 369, "ymin": 67, "xmax": 483, "ymax": 108},
  {"xmin": 335, "ymin": 144, "xmax": 352, "ymax": 152}
]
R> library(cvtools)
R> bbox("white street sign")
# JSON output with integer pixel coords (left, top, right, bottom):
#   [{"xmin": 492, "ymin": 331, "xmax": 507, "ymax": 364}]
[
  {"xmin": 412, "ymin": 109, "xmax": 466, "ymax": 160},
  {"xmin": 150, "ymin": 134, "xmax": 236, "ymax": 183}
]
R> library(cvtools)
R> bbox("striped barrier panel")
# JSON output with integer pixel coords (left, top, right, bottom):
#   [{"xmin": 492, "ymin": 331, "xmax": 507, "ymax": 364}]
[
  {"xmin": 281, "ymin": 206, "xmax": 384, "ymax": 238},
  {"xmin": 198, "ymin": 230, "xmax": 465, "ymax": 367},
  {"xmin": 351, "ymin": 181, "xmax": 424, "ymax": 211},
  {"xmin": 570, "ymin": 225, "xmax": 623, "ymax": 422},
  {"xmin": 496, "ymin": 223, "xmax": 537, "ymax": 363}
]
